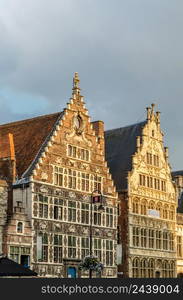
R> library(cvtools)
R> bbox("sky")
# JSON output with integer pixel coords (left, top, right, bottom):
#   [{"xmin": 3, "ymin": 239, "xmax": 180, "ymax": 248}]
[{"xmin": 0, "ymin": 0, "xmax": 182, "ymax": 170}]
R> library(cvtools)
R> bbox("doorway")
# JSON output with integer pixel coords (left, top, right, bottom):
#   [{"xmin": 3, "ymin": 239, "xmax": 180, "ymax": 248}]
[
  {"xmin": 67, "ymin": 267, "xmax": 77, "ymax": 278},
  {"xmin": 20, "ymin": 255, "xmax": 29, "ymax": 268}
]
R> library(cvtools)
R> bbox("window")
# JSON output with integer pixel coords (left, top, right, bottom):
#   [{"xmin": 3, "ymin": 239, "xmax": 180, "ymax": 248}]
[
  {"xmin": 53, "ymin": 166, "xmax": 102, "ymax": 193},
  {"xmin": 169, "ymin": 233, "xmax": 174, "ymax": 251},
  {"xmin": 169, "ymin": 206, "xmax": 175, "ymax": 220},
  {"xmin": 9, "ymin": 247, "xmax": 30, "ymax": 264},
  {"xmin": 149, "ymin": 229, "xmax": 154, "ymax": 248},
  {"xmin": 106, "ymin": 240, "xmax": 113, "ymax": 266},
  {"xmin": 132, "ymin": 258, "xmax": 139, "ymax": 278},
  {"xmin": 94, "ymin": 205, "xmax": 101, "ymax": 226},
  {"xmin": 42, "ymin": 233, "xmax": 48, "ymax": 262},
  {"xmin": 81, "ymin": 173, "xmax": 89, "ymax": 192},
  {"xmin": 94, "ymin": 175, "xmax": 102, "ymax": 192},
  {"xmin": 94, "ymin": 239, "xmax": 102, "ymax": 261},
  {"xmin": 9, "ymin": 246, "xmax": 20, "ymax": 263},
  {"xmin": 67, "ymin": 145, "xmax": 89, "ymax": 161},
  {"xmin": 54, "ymin": 235, "xmax": 62, "ymax": 263},
  {"xmin": 54, "ymin": 167, "xmax": 63, "ymax": 186},
  {"xmin": 68, "ymin": 201, "xmax": 76, "ymax": 222},
  {"xmin": 156, "ymin": 231, "xmax": 162, "ymax": 250},
  {"xmin": 54, "ymin": 198, "xmax": 63, "ymax": 220},
  {"xmin": 106, "ymin": 208, "xmax": 113, "ymax": 227},
  {"xmin": 38, "ymin": 194, "xmax": 48, "ymax": 218},
  {"xmin": 132, "ymin": 199, "xmax": 139, "ymax": 214},
  {"xmin": 162, "ymin": 261, "xmax": 168, "ymax": 278},
  {"xmin": 140, "ymin": 259, "xmax": 147, "ymax": 278},
  {"xmin": 68, "ymin": 236, "xmax": 76, "ymax": 258},
  {"xmin": 148, "ymin": 259, "xmax": 155, "ymax": 278},
  {"xmin": 141, "ymin": 228, "xmax": 147, "ymax": 248},
  {"xmin": 81, "ymin": 237, "xmax": 89, "ymax": 259},
  {"xmin": 163, "ymin": 232, "xmax": 168, "ymax": 250},
  {"xmin": 140, "ymin": 200, "xmax": 146, "ymax": 215},
  {"xmin": 133, "ymin": 227, "xmax": 139, "ymax": 247},
  {"xmin": 177, "ymin": 236, "xmax": 182, "ymax": 257},
  {"xmin": 81, "ymin": 203, "xmax": 89, "ymax": 224},
  {"xmin": 17, "ymin": 222, "xmax": 23, "ymax": 233},
  {"xmin": 139, "ymin": 175, "xmax": 145, "ymax": 186},
  {"xmin": 163, "ymin": 205, "xmax": 168, "ymax": 219},
  {"xmin": 68, "ymin": 169, "xmax": 76, "ymax": 189}
]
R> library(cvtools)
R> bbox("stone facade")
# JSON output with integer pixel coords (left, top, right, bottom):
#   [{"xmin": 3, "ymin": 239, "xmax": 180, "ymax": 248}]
[
  {"xmin": 0, "ymin": 180, "xmax": 8, "ymax": 254},
  {"xmin": 105, "ymin": 104, "xmax": 177, "ymax": 277},
  {"xmin": 7, "ymin": 73, "xmax": 118, "ymax": 277},
  {"xmin": 3, "ymin": 201, "xmax": 32, "ymax": 267},
  {"xmin": 176, "ymin": 213, "xmax": 183, "ymax": 277}
]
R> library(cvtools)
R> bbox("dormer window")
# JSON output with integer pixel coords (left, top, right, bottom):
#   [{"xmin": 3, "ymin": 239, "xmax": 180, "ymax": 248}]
[{"xmin": 17, "ymin": 222, "xmax": 23, "ymax": 233}]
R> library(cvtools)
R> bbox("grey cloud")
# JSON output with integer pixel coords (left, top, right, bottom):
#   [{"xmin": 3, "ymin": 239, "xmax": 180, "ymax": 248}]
[{"xmin": 0, "ymin": 0, "xmax": 182, "ymax": 169}]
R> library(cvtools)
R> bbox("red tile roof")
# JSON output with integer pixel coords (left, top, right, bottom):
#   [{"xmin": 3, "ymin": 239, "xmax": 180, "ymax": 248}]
[{"xmin": 0, "ymin": 112, "xmax": 61, "ymax": 178}]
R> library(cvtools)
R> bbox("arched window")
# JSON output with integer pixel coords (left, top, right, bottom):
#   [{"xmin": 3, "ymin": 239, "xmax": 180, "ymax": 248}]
[
  {"xmin": 156, "ymin": 202, "xmax": 162, "ymax": 218},
  {"xmin": 162, "ymin": 261, "xmax": 169, "ymax": 278},
  {"xmin": 132, "ymin": 199, "xmax": 139, "ymax": 214},
  {"xmin": 17, "ymin": 222, "xmax": 23, "ymax": 233},
  {"xmin": 169, "ymin": 206, "xmax": 175, "ymax": 220},
  {"xmin": 132, "ymin": 258, "xmax": 140, "ymax": 278},
  {"xmin": 169, "ymin": 261, "xmax": 175, "ymax": 278},
  {"xmin": 140, "ymin": 259, "xmax": 147, "ymax": 278},
  {"xmin": 148, "ymin": 201, "xmax": 155, "ymax": 210},
  {"xmin": 148, "ymin": 259, "xmax": 155, "ymax": 278},
  {"xmin": 163, "ymin": 205, "xmax": 169, "ymax": 219},
  {"xmin": 140, "ymin": 200, "xmax": 147, "ymax": 215}
]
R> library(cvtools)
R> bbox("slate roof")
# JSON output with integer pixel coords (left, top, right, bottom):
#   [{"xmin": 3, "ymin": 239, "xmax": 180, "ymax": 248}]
[
  {"xmin": 105, "ymin": 121, "xmax": 146, "ymax": 191},
  {"xmin": 172, "ymin": 170, "xmax": 183, "ymax": 177},
  {"xmin": 0, "ymin": 257, "xmax": 37, "ymax": 277},
  {"xmin": 0, "ymin": 112, "xmax": 62, "ymax": 178}
]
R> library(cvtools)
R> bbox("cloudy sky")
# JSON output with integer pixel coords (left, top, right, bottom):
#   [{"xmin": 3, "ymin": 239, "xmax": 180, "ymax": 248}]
[{"xmin": 0, "ymin": 0, "xmax": 182, "ymax": 170}]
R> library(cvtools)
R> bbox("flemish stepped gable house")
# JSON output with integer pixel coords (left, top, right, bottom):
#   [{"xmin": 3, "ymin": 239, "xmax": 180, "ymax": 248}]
[
  {"xmin": 0, "ymin": 73, "xmax": 118, "ymax": 278},
  {"xmin": 105, "ymin": 104, "xmax": 177, "ymax": 278}
]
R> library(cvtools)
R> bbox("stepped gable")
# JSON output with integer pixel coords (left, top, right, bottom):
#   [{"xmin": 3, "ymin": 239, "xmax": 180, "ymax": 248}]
[{"xmin": 105, "ymin": 121, "xmax": 146, "ymax": 191}]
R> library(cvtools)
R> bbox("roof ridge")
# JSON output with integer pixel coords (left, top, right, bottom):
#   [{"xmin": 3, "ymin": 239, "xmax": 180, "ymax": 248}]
[
  {"xmin": 105, "ymin": 120, "xmax": 146, "ymax": 133},
  {"xmin": 0, "ymin": 112, "xmax": 61, "ymax": 128}
]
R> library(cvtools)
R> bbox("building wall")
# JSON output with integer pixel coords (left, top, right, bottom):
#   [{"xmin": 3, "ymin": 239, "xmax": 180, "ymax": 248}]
[
  {"xmin": 0, "ymin": 180, "xmax": 8, "ymax": 254},
  {"xmin": 11, "ymin": 77, "xmax": 118, "ymax": 278},
  {"xmin": 177, "ymin": 213, "xmax": 183, "ymax": 277},
  {"xmin": 119, "ymin": 107, "xmax": 177, "ymax": 278}
]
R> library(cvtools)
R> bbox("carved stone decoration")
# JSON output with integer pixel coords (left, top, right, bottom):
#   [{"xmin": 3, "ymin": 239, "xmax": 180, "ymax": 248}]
[
  {"xmin": 68, "ymin": 225, "xmax": 75, "ymax": 233},
  {"xmin": 69, "ymin": 191, "xmax": 76, "ymax": 198},
  {"xmin": 41, "ymin": 172, "xmax": 48, "ymax": 180},
  {"xmin": 39, "ymin": 221, "xmax": 47, "ymax": 230},
  {"xmin": 40, "ymin": 185, "xmax": 48, "ymax": 193}
]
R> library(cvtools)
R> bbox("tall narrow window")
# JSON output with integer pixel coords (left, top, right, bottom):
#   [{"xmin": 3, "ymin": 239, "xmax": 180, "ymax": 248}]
[
  {"xmin": 68, "ymin": 236, "xmax": 76, "ymax": 258},
  {"xmin": 81, "ymin": 203, "xmax": 89, "ymax": 224},
  {"xmin": 54, "ymin": 235, "xmax": 62, "ymax": 263},
  {"xmin": 68, "ymin": 201, "xmax": 76, "ymax": 222},
  {"xmin": 94, "ymin": 239, "xmax": 102, "ymax": 261},
  {"xmin": 106, "ymin": 208, "xmax": 113, "ymax": 227},
  {"xmin": 81, "ymin": 237, "xmax": 89, "ymax": 259},
  {"xmin": 17, "ymin": 222, "xmax": 23, "ymax": 233},
  {"xmin": 53, "ymin": 198, "xmax": 63, "ymax": 220},
  {"xmin": 106, "ymin": 240, "xmax": 113, "ymax": 266}
]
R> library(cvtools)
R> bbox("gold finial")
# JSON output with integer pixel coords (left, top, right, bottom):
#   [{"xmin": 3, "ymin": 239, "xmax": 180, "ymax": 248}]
[{"xmin": 72, "ymin": 72, "xmax": 80, "ymax": 95}]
